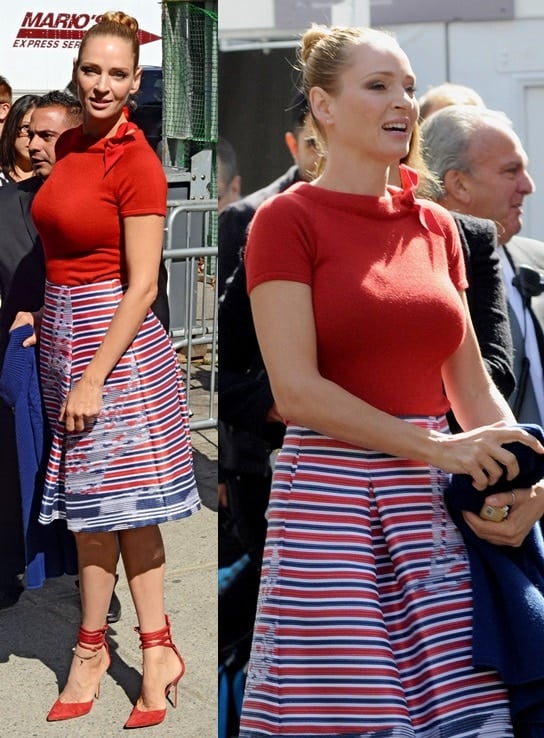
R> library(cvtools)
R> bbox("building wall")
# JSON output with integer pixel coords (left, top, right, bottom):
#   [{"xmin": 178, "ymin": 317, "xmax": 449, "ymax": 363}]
[
  {"xmin": 392, "ymin": 18, "xmax": 544, "ymax": 239},
  {"xmin": 220, "ymin": 5, "xmax": 544, "ymax": 239},
  {"xmin": 517, "ymin": 0, "xmax": 544, "ymax": 18},
  {"xmin": 219, "ymin": 47, "xmax": 299, "ymax": 195}
]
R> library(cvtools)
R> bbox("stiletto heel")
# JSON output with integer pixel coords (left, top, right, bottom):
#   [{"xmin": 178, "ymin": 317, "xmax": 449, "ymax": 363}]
[
  {"xmin": 47, "ymin": 623, "xmax": 110, "ymax": 722},
  {"xmin": 124, "ymin": 614, "xmax": 184, "ymax": 729}
]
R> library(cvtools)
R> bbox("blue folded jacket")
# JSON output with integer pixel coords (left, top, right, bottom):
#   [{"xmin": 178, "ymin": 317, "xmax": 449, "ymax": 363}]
[
  {"xmin": 445, "ymin": 424, "xmax": 544, "ymax": 735},
  {"xmin": 0, "ymin": 325, "xmax": 77, "ymax": 588}
]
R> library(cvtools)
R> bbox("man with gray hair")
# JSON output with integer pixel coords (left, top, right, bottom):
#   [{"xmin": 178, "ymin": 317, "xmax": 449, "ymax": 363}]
[
  {"xmin": 422, "ymin": 105, "xmax": 544, "ymax": 425},
  {"xmin": 418, "ymin": 81, "xmax": 484, "ymax": 120}
]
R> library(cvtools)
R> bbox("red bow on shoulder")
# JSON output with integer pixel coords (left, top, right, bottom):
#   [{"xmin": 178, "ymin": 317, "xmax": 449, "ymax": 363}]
[
  {"xmin": 399, "ymin": 164, "xmax": 446, "ymax": 237},
  {"xmin": 103, "ymin": 121, "xmax": 137, "ymax": 174}
]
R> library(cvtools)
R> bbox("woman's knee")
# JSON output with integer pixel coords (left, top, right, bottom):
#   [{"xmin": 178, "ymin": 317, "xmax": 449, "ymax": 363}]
[{"xmin": 75, "ymin": 531, "xmax": 118, "ymax": 561}]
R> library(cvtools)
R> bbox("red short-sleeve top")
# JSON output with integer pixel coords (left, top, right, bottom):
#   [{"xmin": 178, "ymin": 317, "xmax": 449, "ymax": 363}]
[
  {"xmin": 31, "ymin": 123, "xmax": 167, "ymax": 286},
  {"xmin": 244, "ymin": 175, "xmax": 469, "ymax": 418}
]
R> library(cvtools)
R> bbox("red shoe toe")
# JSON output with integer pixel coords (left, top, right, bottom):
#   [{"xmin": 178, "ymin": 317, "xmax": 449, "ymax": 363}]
[
  {"xmin": 47, "ymin": 698, "xmax": 94, "ymax": 722},
  {"xmin": 124, "ymin": 705, "xmax": 166, "ymax": 729}
]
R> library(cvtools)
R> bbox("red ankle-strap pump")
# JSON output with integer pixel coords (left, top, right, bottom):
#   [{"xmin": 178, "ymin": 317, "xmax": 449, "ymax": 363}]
[
  {"xmin": 124, "ymin": 614, "xmax": 185, "ymax": 729},
  {"xmin": 46, "ymin": 623, "xmax": 110, "ymax": 722}
]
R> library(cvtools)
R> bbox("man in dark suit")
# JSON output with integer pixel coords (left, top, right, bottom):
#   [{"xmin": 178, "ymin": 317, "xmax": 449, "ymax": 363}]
[
  {"xmin": 218, "ymin": 92, "xmax": 319, "ymax": 297},
  {"xmin": 218, "ymin": 94, "xmax": 321, "ymax": 738},
  {"xmin": 421, "ymin": 104, "xmax": 544, "ymax": 425},
  {"xmin": 0, "ymin": 174, "xmax": 44, "ymax": 362},
  {"xmin": 0, "ymin": 91, "xmax": 82, "ymax": 605},
  {"xmin": 0, "ymin": 91, "xmax": 84, "ymax": 358},
  {"xmin": 218, "ymin": 92, "xmax": 320, "ymax": 524},
  {"xmin": 0, "ymin": 92, "xmax": 127, "ymax": 619},
  {"xmin": 450, "ymin": 212, "xmax": 515, "ymax": 402}
]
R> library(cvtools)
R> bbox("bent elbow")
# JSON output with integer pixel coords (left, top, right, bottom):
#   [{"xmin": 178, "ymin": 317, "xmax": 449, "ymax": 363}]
[
  {"xmin": 273, "ymin": 379, "xmax": 314, "ymax": 426},
  {"xmin": 136, "ymin": 281, "xmax": 158, "ymax": 309},
  {"xmin": 147, "ymin": 282, "xmax": 159, "ymax": 306}
]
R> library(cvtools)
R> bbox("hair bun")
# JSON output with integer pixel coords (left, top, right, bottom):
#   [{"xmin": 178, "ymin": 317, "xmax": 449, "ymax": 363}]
[
  {"xmin": 99, "ymin": 10, "xmax": 139, "ymax": 34},
  {"xmin": 299, "ymin": 24, "xmax": 330, "ymax": 65}
]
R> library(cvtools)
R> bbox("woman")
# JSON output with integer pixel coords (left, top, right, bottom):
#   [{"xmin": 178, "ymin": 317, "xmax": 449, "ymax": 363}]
[
  {"xmin": 238, "ymin": 25, "xmax": 544, "ymax": 737},
  {"xmin": 0, "ymin": 94, "xmax": 39, "ymax": 184},
  {"xmin": 12, "ymin": 12, "xmax": 200, "ymax": 729}
]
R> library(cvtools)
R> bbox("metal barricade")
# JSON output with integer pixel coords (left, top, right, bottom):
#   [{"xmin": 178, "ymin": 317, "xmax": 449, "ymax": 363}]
[{"xmin": 163, "ymin": 198, "xmax": 218, "ymax": 431}]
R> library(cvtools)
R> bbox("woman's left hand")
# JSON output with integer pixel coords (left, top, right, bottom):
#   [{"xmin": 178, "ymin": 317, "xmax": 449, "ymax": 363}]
[
  {"xmin": 59, "ymin": 377, "xmax": 103, "ymax": 432},
  {"xmin": 463, "ymin": 481, "xmax": 544, "ymax": 547},
  {"xmin": 10, "ymin": 310, "xmax": 42, "ymax": 346}
]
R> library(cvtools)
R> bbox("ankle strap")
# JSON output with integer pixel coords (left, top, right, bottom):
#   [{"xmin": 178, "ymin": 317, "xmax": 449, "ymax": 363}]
[
  {"xmin": 77, "ymin": 623, "xmax": 108, "ymax": 652},
  {"xmin": 134, "ymin": 614, "xmax": 173, "ymax": 650}
]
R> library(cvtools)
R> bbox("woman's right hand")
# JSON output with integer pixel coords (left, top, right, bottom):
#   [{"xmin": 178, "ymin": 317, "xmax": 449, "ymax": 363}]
[
  {"xmin": 10, "ymin": 310, "xmax": 41, "ymax": 346},
  {"xmin": 430, "ymin": 421, "xmax": 544, "ymax": 490}
]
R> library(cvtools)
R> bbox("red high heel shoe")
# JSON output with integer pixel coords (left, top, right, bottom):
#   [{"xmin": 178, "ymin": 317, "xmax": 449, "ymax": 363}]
[
  {"xmin": 47, "ymin": 623, "xmax": 110, "ymax": 722},
  {"xmin": 124, "ymin": 614, "xmax": 185, "ymax": 729}
]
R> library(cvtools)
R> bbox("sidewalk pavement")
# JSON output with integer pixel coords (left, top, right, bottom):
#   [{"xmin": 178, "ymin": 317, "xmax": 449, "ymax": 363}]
[{"xmin": 0, "ymin": 379, "xmax": 218, "ymax": 737}]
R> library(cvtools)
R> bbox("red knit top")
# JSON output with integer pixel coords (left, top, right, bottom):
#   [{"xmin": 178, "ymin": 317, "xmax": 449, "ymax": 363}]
[
  {"xmin": 32, "ymin": 123, "xmax": 167, "ymax": 286},
  {"xmin": 245, "ymin": 174, "xmax": 469, "ymax": 417}
]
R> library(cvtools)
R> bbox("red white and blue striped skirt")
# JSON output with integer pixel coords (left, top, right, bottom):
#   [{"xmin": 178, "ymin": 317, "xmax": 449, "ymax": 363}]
[
  {"xmin": 239, "ymin": 420, "xmax": 512, "ymax": 737},
  {"xmin": 38, "ymin": 279, "xmax": 200, "ymax": 533}
]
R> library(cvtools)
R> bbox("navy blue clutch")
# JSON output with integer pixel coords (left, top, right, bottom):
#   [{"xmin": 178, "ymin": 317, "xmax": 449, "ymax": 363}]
[{"xmin": 445, "ymin": 423, "xmax": 544, "ymax": 515}]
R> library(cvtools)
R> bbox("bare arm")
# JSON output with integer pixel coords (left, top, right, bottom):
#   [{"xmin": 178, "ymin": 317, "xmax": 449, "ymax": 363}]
[
  {"xmin": 249, "ymin": 280, "xmax": 543, "ymax": 490},
  {"xmin": 250, "ymin": 280, "xmax": 439, "ymax": 459},
  {"xmin": 441, "ymin": 291, "xmax": 517, "ymax": 430},
  {"xmin": 61, "ymin": 213, "xmax": 164, "ymax": 431}
]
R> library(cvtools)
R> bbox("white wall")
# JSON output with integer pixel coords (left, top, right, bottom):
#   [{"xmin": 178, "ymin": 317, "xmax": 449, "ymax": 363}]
[
  {"xmin": 219, "ymin": 0, "xmax": 369, "ymax": 44},
  {"xmin": 218, "ymin": 5, "xmax": 544, "ymax": 241},
  {"xmin": 516, "ymin": 0, "xmax": 544, "ymax": 18},
  {"xmin": 389, "ymin": 19, "xmax": 544, "ymax": 241},
  {"xmin": 384, "ymin": 23, "xmax": 448, "ymax": 96}
]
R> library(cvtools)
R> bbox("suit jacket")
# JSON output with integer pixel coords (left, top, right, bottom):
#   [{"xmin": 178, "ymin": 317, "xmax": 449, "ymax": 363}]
[
  {"xmin": 0, "ymin": 178, "xmax": 44, "ymax": 367},
  {"xmin": 218, "ymin": 167, "xmax": 302, "ymax": 476},
  {"xmin": 218, "ymin": 165, "xmax": 301, "ymax": 297},
  {"xmin": 507, "ymin": 235, "xmax": 544, "ymax": 336},
  {"xmin": 219, "ymin": 166, "xmax": 303, "ymax": 433},
  {"xmin": 454, "ymin": 213, "xmax": 515, "ymax": 400},
  {"xmin": 504, "ymin": 235, "xmax": 544, "ymax": 424}
]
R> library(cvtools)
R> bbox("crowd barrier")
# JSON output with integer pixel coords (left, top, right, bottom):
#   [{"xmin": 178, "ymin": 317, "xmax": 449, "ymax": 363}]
[{"xmin": 163, "ymin": 198, "xmax": 218, "ymax": 431}]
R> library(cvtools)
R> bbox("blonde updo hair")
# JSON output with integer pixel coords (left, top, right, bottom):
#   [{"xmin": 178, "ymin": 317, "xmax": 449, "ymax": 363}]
[
  {"xmin": 298, "ymin": 25, "xmax": 396, "ymax": 174},
  {"xmin": 77, "ymin": 10, "xmax": 140, "ymax": 68}
]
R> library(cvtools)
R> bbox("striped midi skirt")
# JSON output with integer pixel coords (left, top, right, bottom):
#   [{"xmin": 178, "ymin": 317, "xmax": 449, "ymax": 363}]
[
  {"xmin": 38, "ymin": 279, "xmax": 200, "ymax": 533},
  {"xmin": 239, "ymin": 421, "xmax": 513, "ymax": 738}
]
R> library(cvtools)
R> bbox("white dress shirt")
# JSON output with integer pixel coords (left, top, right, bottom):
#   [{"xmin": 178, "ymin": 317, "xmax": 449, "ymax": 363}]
[{"xmin": 498, "ymin": 245, "xmax": 544, "ymax": 424}]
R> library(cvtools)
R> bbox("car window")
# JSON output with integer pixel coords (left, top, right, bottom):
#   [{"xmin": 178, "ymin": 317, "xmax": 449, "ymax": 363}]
[{"xmin": 134, "ymin": 69, "xmax": 162, "ymax": 105}]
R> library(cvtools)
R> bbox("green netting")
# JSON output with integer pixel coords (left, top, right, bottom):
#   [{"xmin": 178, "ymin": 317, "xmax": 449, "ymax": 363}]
[
  {"xmin": 162, "ymin": 1, "xmax": 218, "ymax": 169},
  {"xmin": 162, "ymin": 1, "xmax": 217, "ymax": 276}
]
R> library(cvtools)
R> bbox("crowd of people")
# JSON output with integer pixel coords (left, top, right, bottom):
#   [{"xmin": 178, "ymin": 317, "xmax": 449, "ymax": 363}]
[
  {"xmin": 0, "ymin": 10, "xmax": 201, "ymax": 732},
  {"xmin": 218, "ymin": 22, "xmax": 544, "ymax": 738}
]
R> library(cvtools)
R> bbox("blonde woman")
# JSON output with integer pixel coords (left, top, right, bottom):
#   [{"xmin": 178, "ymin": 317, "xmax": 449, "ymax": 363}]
[
  {"xmin": 238, "ymin": 24, "xmax": 544, "ymax": 737},
  {"xmin": 12, "ymin": 12, "xmax": 199, "ymax": 729}
]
